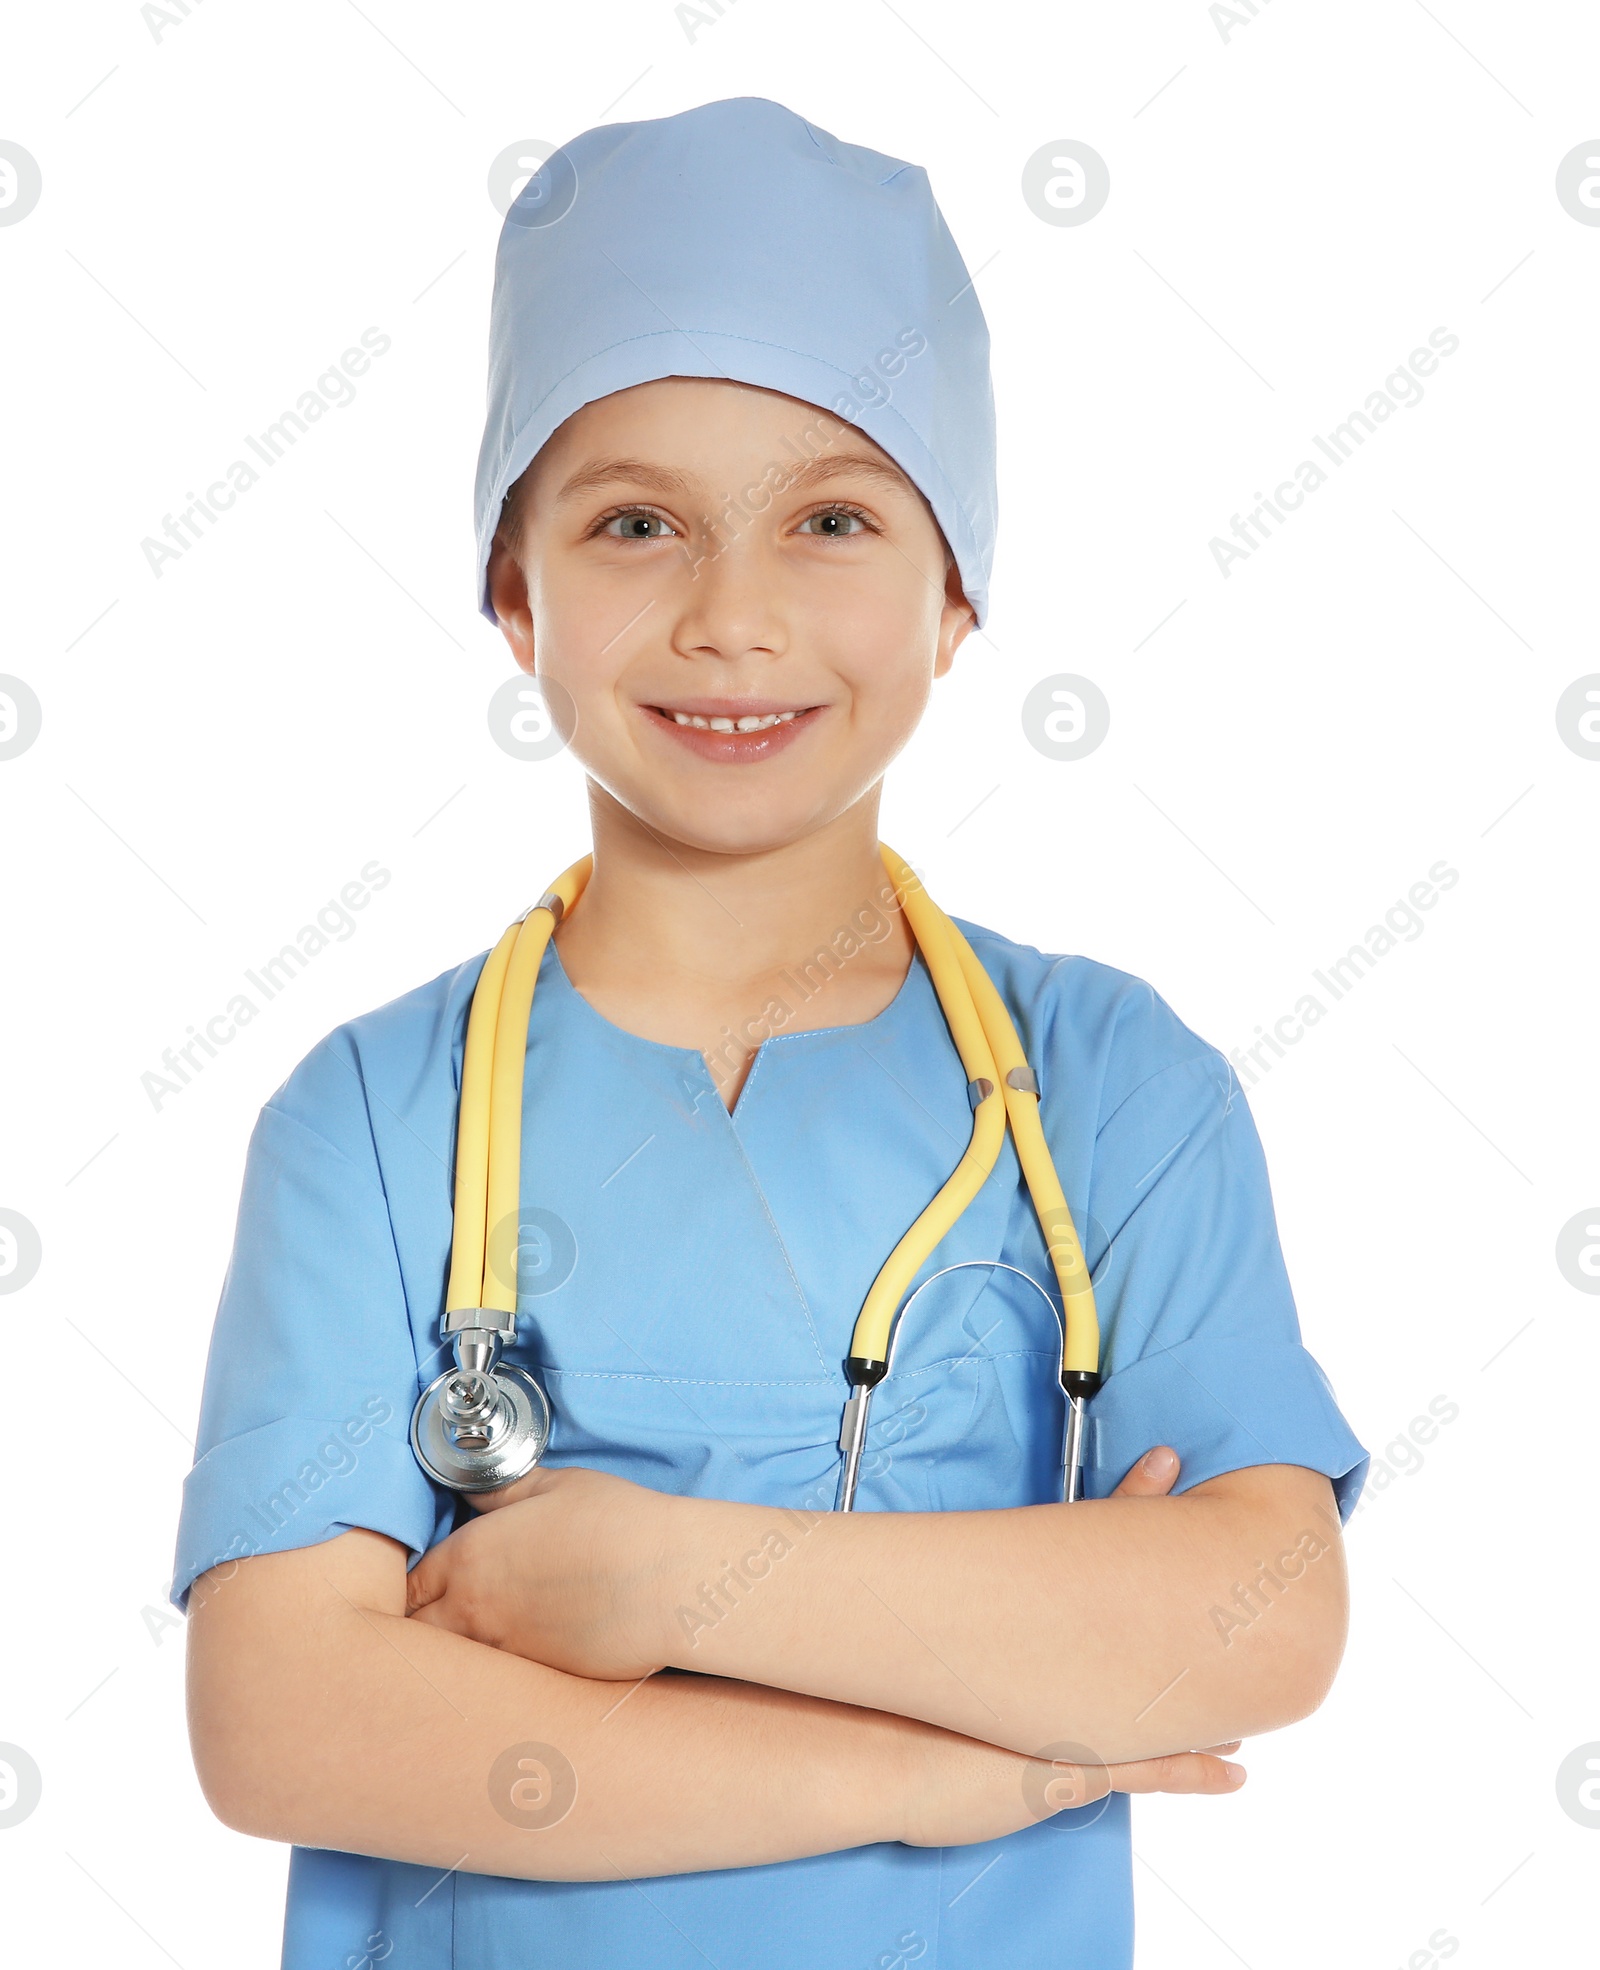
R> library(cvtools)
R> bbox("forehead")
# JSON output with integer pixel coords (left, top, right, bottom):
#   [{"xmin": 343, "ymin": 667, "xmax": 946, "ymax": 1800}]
[{"xmin": 532, "ymin": 377, "xmax": 913, "ymax": 492}]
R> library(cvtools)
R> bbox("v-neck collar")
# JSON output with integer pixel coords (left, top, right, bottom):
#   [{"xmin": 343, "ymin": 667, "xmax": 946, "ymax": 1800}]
[
  {"xmin": 539, "ymin": 933, "xmax": 934, "ymax": 1123},
  {"xmin": 503, "ymin": 927, "xmax": 1027, "ymax": 1406}
]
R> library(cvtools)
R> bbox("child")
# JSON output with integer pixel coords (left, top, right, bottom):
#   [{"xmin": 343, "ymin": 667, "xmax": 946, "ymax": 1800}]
[{"xmin": 174, "ymin": 97, "xmax": 1367, "ymax": 1970}]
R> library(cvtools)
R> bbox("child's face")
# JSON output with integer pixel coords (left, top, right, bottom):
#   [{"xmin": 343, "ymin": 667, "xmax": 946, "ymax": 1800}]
[{"xmin": 486, "ymin": 377, "xmax": 975, "ymax": 856}]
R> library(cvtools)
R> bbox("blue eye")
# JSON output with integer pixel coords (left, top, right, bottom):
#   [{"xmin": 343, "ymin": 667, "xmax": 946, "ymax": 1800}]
[{"xmin": 600, "ymin": 509, "xmax": 676, "ymax": 540}]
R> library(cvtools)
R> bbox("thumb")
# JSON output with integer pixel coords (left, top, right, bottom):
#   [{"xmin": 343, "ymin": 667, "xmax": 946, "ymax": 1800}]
[
  {"xmin": 1110, "ymin": 1446, "xmax": 1180, "ymax": 1498},
  {"xmin": 404, "ymin": 1547, "xmax": 445, "ymax": 1614},
  {"xmin": 466, "ymin": 1467, "xmax": 553, "ymax": 1513}
]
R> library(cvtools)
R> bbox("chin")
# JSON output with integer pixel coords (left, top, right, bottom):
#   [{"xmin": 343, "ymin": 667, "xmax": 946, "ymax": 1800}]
[
  {"xmin": 602, "ymin": 782, "xmax": 844, "ymax": 860},
  {"xmin": 644, "ymin": 807, "xmax": 831, "ymax": 858},
  {"xmin": 583, "ymin": 747, "xmax": 884, "ymax": 859}
]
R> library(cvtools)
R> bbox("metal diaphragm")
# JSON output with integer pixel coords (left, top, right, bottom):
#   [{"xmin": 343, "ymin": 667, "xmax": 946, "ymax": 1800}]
[{"xmin": 410, "ymin": 1362, "xmax": 551, "ymax": 1493}]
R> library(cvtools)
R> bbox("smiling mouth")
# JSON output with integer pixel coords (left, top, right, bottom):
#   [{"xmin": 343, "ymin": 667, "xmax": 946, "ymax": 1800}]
[
  {"xmin": 662, "ymin": 707, "xmax": 799, "ymax": 732},
  {"xmin": 641, "ymin": 700, "xmax": 825, "ymax": 757}
]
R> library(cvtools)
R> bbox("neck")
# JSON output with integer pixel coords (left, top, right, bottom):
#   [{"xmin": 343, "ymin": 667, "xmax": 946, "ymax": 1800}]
[
  {"xmin": 565, "ymin": 785, "xmax": 909, "ymax": 984},
  {"xmin": 547, "ymin": 786, "xmax": 918, "ymax": 1093}
]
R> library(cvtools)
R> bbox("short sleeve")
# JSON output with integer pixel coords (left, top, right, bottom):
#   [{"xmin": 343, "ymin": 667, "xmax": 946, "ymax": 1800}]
[
  {"xmin": 1081, "ymin": 1036, "xmax": 1368, "ymax": 1523},
  {"xmin": 170, "ymin": 1040, "xmax": 442, "ymax": 1612}
]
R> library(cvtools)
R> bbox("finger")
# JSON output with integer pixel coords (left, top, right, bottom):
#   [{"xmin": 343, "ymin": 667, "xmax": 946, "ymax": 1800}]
[
  {"xmin": 405, "ymin": 1550, "xmax": 447, "ymax": 1614},
  {"xmin": 410, "ymin": 1584, "xmax": 501, "ymax": 1648},
  {"xmin": 407, "ymin": 1592, "xmax": 480, "ymax": 1639},
  {"xmin": 1109, "ymin": 1447, "xmax": 1181, "ymax": 1498},
  {"xmin": 465, "ymin": 1475, "xmax": 536, "ymax": 1513},
  {"xmin": 465, "ymin": 1465, "xmax": 567, "ymax": 1512},
  {"xmin": 1194, "ymin": 1741, "xmax": 1243, "ymax": 1757},
  {"xmin": 1108, "ymin": 1751, "xmax": 1246, "ymax": 1795}
]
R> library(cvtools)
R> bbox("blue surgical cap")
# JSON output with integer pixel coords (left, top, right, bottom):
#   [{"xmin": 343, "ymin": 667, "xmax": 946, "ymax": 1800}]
[{"xmin": 474, "ymin": 96, "xmax": 997, "ymax": 626}]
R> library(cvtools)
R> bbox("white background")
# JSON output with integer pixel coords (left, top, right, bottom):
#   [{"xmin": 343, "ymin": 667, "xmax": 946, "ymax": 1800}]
[{"xmin": 2, "ymin": 2, "xmax": 1597, "ymax": 1964}]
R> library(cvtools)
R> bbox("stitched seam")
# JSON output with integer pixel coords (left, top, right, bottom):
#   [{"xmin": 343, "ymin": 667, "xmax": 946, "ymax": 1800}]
[
  {"xmin": 260, "ymin": 1077, "xmax": 431, "ymax": 1387},
  {"xmin": 888, "ymin": 1348, "xmax": 1053, "ymax": 1381},
  {"xmin": 260, "ymin": 1091, "xmax": 387, "ymax": 1195},
  {"xmin": 756, "ymin": 950, "xmax": 927, "ymax": 1051},
  {"xmin": 727, "ymin": 1039, "xmax": 770, "ymax": 1118},
  {"xmin": 1094, "ymin": 1048, "xmax": 1221, "ymax": 1139},
  {"xmin": 1098, "ymin": 1334, "xmax": 1317, "ymax": 1376},
  {"xmin": 532, "ymin": 1349, "xmax": 1053, "ymax": 1388},
  {"xmin": 290, "ymin": 1040, "xmax": 434, "ymax": 1365},
  {"xmin": 538, "ymin": 1369, "xmax": 835, "ymax": 1388}
]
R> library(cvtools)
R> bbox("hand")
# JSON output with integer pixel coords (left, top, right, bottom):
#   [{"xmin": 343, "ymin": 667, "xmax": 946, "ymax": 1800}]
[
  {"xmin": 904, "ymin": 1445, "xmax": 1246, "ymax": 1845},
  {"xmin": 1097, "ymin": 1444, "xmax": 1250, "ymax": 1801},
  {"xmin": 407, "ymin": 1438, "xmax": 1250, "ymax": 1817},
  {"xmin": 405, "ymin": 1465, "xmax": 673, "ymax": 1681},
  {"xmin": 900, "ymin": 1732, "xmax": 1245, "ymax": 1849}
]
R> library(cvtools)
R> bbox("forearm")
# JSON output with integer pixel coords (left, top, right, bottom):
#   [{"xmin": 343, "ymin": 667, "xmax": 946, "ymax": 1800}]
[
  {"xmin": 652, "ymin": 1466, "xmax": 1347, "ymax": 1760},
  {"xmin": 186, "ymin": 1533, "xmax": 1017, "ymax": 1879}
]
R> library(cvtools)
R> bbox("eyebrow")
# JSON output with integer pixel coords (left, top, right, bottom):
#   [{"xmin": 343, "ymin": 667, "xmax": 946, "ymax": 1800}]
[
  {"xmin": 553, "ymin": 449, "xmax": 916, "ymax": 506},
  {"xmin": 777, "ymin": 453, "xmax": 916, "ymax": 498},
  {"xmin": 554, "ymin": 458, "xmax": 697, "ymax": 503}
]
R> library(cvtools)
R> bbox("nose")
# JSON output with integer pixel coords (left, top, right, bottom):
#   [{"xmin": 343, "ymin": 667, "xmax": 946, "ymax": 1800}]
[{"xmin": 669, "ymin": 517, "xmax": 788, "ymax": 665}]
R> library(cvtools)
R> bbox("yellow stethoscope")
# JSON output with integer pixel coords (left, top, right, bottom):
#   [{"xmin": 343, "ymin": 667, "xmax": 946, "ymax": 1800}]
[{"xmin": 409, "ymin": 845, "xmax": 1103, "ymax": 1506}]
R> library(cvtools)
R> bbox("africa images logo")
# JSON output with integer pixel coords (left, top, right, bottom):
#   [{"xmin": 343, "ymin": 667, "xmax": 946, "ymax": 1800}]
[{"xmin": 1208, "ymin": 329, "xmax": 1460, "ymax": 577}]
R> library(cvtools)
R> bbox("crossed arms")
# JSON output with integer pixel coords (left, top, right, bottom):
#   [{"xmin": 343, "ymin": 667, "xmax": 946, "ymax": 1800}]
[{"xmin": 185, "ymin": 1446, "xmax": 1347, "ymax": 1881}]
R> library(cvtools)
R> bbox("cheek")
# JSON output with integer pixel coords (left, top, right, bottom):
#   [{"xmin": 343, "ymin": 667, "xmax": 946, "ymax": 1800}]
[
  {"xmin": 530, "ymin": 588, "xmax": 641, "ymax": 745},
  {"xmin": 824, "ymin": 596, "xmax": 942, "ymax": 727},
  {"xmin": 533, "ymin": 580, "xmax": 631, "ymax": 676}
]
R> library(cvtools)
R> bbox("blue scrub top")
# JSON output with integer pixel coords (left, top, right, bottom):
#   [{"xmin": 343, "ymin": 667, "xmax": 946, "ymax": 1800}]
[{"xmin": 171, "ymin": 917, "xmax": 1368, "ymax": 1970}]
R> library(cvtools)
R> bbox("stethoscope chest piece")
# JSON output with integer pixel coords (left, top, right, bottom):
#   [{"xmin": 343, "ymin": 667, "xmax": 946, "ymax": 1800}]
[{"xmin": 410, "ymin": 1354, "xmax": 550, "ymax": 1493}]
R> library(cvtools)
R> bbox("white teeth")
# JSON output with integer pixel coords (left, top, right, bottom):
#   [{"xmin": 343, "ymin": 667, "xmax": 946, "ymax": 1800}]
[{"xmin": 667, "ymin": 708, "xmax": 804, "ymax": 732}]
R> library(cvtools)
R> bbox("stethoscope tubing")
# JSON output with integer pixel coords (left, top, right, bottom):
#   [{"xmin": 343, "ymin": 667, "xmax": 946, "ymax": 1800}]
[
  {"xmin": 835, "ymin": 1259, "xmax": 1090, "ymax": 1511},
  {"xmin": 415, "ymin": 846, "xmax": 1104, "ymax": 1502}
]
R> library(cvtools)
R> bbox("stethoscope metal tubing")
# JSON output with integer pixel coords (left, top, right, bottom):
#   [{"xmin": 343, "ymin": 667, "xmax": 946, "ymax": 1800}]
[
  {"xmin": 835, "ymin": 1387, "xmax": 873, "ymax": 1511},
  {"xmin": 833, "ymin": 1259, "xmax": 1092, "ymax": 1511},
  {"xmin": 1062, "ymin": 1393, "xmax": 1089, "ymax": 1504}
]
